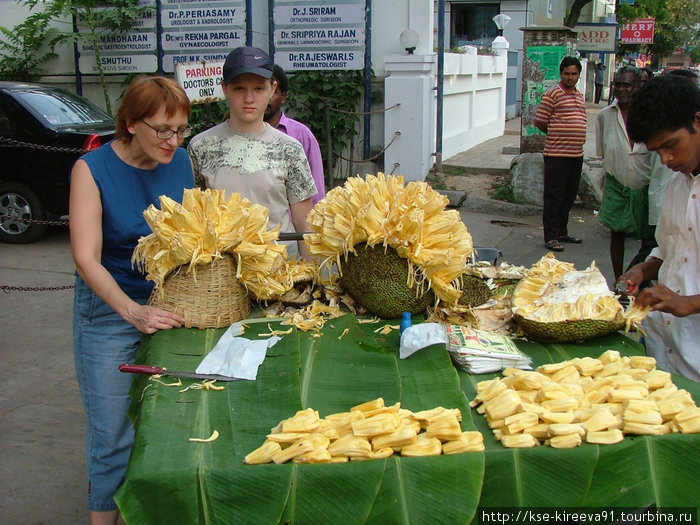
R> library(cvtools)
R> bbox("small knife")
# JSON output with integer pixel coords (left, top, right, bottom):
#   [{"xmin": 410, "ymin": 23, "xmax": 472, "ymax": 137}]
[{"xmin": 119, "ymin": 363, "xmax": 240, "ymax": 382}]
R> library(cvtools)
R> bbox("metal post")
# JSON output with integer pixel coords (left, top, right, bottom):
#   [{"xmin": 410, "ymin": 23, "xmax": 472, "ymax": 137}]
[
  {"xmin": 246, "ymin": 0, "xmax": 253, "ymax": 46},
  {"xmin": 156, "ymin": 0, "xmax": 164, "ymax": 75},
  {"xmin": 268, "ymin": 0, "xmax": 275, "ymax": 55},
  {"xmin": 435, "ymin": 0, "xmax": 445, "ymax": 171},
  {"xmin": 363, "ymin": 0, "xmax": 372, "ymax": 160},
  {"xmin": 324, "ymin": 98, "xmax": 333, "ymax": 190}
]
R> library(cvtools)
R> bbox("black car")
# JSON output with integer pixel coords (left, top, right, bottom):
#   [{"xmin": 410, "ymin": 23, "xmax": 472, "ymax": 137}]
[{"xmin": 0, "ymin": 82, "xmax": 115, "ymax": 243}]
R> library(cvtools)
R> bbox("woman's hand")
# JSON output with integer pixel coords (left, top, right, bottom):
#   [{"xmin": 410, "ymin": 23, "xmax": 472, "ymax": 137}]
[{"xmin": 125, "ymin": 303, "xmax": 185, "ymax": 334}]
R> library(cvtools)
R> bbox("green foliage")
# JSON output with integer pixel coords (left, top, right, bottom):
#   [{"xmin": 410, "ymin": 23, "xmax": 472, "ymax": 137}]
[
  {"xmin": 182, "ymin": 100, "xmax": 229, "ymax": 148},
  {"xmin": 284, "ymin": 70, "xmax": 365, "ymax": 171},
  {"xmin": 21, "ymin": 0, "xmax": 153, "ymax": 115},
  {"xmin": 488, "ymin": 177, "xmax": 518, "ymax": 203},
  {"xmin": 0, "ymin": 11, "xmax": 64, "ymax": 81}
]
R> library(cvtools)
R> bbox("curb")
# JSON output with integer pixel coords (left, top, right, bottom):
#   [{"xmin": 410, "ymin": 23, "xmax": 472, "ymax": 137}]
[{"xmin": 439, "ymin": 189, "xmax": 542, "ymax": 216}]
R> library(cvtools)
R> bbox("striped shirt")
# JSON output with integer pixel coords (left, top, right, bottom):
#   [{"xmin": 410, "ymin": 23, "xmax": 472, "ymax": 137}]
[{"xmin": 535, "ymin": 83, "xmax": 587, "ymax": 158}]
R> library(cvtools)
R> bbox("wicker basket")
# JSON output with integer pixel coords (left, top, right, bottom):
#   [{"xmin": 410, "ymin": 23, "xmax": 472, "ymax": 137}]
[{"xmin": 148, "ymin": 254, "xmax": 251, "ymax": 329}]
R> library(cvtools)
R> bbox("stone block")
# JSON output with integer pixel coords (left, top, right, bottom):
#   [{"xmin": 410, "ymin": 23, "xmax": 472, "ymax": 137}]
[{"xmin": 511, "ymin": 152, "xmax": 544, "ymax": 205}]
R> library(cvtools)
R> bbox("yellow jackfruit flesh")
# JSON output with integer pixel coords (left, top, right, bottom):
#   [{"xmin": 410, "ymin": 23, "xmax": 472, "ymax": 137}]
[{"xmin": 512, "ymin": 254, "xmax": 648, "ymax": 343}]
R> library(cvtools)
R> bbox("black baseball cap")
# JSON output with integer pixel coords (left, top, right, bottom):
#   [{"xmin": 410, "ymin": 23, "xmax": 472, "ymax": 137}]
[{"xmin": 222, "ymin": 46, "xmax": 274, "ymax": 84}]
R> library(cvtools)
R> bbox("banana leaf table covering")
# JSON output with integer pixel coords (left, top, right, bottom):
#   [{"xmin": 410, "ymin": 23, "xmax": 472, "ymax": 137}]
[{"xmin": 115, "ymin": 315, "xmax": 700, "ymax": 524}]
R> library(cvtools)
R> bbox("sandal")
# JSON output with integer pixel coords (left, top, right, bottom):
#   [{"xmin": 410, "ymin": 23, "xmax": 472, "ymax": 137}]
[
  {"xmin": 544, "ymin": 240, "xmax": 564, "ymax": 252},
  {"xmin": 559, "ymin": 235, "xmax": 582, "ymax": 244}
]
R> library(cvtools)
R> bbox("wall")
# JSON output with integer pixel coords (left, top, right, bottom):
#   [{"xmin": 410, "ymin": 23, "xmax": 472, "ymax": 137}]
[
  {"xmin": 383, "ymin": 50, "xmax": 507, "ymax": 182},
  {"xmin": 441, "ymin": 52, "xmax": 506, "ymax": 160}
]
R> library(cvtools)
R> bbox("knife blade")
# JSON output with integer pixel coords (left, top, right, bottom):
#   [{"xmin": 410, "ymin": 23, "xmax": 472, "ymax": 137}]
[{"xmin": 119, "ymin": 363, "xmax": 240, "ymax": 382}]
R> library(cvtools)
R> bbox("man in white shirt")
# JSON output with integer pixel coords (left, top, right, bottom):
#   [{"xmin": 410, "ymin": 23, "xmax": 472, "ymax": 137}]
[{"xmin": 621, "ymin": 74, "xmax": 700, "ymax": 381}]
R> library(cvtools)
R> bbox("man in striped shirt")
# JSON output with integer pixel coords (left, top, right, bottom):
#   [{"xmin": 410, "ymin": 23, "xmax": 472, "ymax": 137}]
[{"xmin": 534, "ymin": 56, "xmax": 588, "ymax": 252}]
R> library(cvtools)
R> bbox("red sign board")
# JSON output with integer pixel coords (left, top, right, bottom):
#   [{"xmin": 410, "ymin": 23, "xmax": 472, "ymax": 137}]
[{"xmin": 621, "ymin": 18, "xmax": 654, "ymax": 44}]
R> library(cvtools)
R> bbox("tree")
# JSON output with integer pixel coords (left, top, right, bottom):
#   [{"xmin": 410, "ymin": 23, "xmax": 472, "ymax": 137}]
[
  {"xmin": 23, "ymin": 0, "xmax": 152, "ymax": 115},
  {"xmin": 617, "ymin": 0, "xmax": 700, "ymax": 66},
  {"xmin": 565, "ymin": 0, "xmax": 594, "ymax": 28}
]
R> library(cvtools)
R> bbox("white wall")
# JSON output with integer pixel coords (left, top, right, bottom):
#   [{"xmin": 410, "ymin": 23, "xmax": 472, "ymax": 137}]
[
  {"xmin": 441, "ymin": 52, "xmax": 506, "ymax": 160},
  {"xmin": 384, "ymin": 50, "xmax": 507, "ymax": 182}
]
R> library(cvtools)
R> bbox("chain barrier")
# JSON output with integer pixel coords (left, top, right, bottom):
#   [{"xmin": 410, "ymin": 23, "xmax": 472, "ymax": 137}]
[
  {"xmin": 2, "ymin": 284, "xmax": 75, "ymax": 293},
  {"xmin": 329, "ymin": 103, "xmax": 401, "ymax": 116},
  {"xmin": 0, "ymin": 214, "xmax": 68, "ymax": 226},
  {"xmin": 0, "ymin": 136, "xmax": 88, "ymax": 154},
  {"xmin": 334, "ymin": 131, "xmax": 401, "ymax": 164}
]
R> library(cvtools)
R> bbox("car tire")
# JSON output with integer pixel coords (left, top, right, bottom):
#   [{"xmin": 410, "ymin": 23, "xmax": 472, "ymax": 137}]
[{"xmin": 0, "ymin": 181, "xmax": 48, "ymax": 244}]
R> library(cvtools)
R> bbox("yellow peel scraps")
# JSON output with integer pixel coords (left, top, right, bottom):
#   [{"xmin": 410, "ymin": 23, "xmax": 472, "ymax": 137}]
[
  {"xmin": 374, "ymin": 324, "xmax": 399, "ymax": 335},
  {"xmin": 179, "ymin": 380, "xmax": 226, "ymax": 392},
  {"xmin": 188, "ymin": 429, "xmax": 220, "ymax": 443},
  {"xmin": 259, "ymin": 323, "xmax": 294, "ymax": 337},
  {"xmin": 149, "ymin": 376, "xmax": 183, "ymax": 387}
]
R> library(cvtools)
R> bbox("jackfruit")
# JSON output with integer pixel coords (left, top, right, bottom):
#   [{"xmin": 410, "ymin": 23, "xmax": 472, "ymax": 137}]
[
  {"xmin": 511, "ymin": 254, "xmax": 647, "ymax": 343},
  {"xmin": 305, "ymin": 173, "xmax": 473, "ymax": 318},
  {"xmin": 339, "ymin": 243, "xmax": 436, "ymax": 318}
]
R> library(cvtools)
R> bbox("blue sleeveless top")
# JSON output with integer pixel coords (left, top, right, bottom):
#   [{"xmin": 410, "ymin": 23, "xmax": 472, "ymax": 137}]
[{"xmin": 82, "ymin": 142, "xmax": 193, "ymax": 298}]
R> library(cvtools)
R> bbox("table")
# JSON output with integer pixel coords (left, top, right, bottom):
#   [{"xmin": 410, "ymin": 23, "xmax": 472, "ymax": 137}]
[{"xmin": 115, "ymin": 315, "xmax": 700, "ymax": 524}]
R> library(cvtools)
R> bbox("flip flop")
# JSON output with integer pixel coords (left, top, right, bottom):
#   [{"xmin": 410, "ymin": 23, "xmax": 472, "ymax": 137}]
[
  {"xmin": 559, "ymin": 235, "xmax": 582, "ymax": 244},
  {"xmin": 544, "ymin": 240, "xmax": 564, "ymax": 252}
]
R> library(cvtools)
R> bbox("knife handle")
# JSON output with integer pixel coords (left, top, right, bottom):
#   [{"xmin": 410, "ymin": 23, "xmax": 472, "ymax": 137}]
[{"xmin": 119, "ymin": 363, "xmax": 164, "ymax": 375}]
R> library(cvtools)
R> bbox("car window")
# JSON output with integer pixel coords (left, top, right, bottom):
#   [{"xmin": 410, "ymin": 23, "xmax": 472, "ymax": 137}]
[{"xmin": 13, "ymin": 89, "xmax": 112, "ymax": 127}]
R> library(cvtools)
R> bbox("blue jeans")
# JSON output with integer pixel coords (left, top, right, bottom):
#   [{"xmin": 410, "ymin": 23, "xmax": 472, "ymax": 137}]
[{"xmin": 73, "ymin": 276, "xmax": 147, "ymax": 511}]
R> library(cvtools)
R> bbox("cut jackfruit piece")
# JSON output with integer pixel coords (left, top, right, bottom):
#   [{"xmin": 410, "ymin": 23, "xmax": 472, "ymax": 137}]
[{"xmin": 512, "ymin": 254, "xmax": 646, "ymax": 343}]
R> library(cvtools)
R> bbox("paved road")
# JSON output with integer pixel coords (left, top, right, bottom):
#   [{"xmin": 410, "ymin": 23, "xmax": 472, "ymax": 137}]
[{"xmin": 0, "ymin": 205, "xmax": 641, "ymax": 523}]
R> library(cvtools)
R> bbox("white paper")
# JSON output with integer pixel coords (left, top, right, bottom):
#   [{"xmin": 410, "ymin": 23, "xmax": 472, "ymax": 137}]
[
  {"xmin": 195, "ymin": 324, "xmax": 281, "ymax": 380},
  {"xmin": 399, "ymin": 323, "xmax": 448, "ymax": 359}
]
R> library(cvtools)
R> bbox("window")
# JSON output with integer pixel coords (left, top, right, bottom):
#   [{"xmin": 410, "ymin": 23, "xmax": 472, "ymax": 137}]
[{"xmin": 451, "ymin": 3, "xmax": 500, "ymax": 49}]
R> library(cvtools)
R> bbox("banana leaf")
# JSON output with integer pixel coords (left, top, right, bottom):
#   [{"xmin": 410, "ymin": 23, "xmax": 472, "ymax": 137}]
[
  {"xmin": 116, "ymin": 315, "xmax": 484, "ymax": 524},
  {"xmin": 459, "ymin": 332, "xmax": 700, "ymax": 516}
]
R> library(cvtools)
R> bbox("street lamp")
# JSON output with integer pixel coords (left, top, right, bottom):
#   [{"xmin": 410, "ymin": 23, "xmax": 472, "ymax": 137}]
[
  {"xmin": 492, "ymin": 14, "xmax": 511, "ymax": 37},
  {"xmin": 400, "ymin": 29, "xmax": 419, "ymax": 55}
]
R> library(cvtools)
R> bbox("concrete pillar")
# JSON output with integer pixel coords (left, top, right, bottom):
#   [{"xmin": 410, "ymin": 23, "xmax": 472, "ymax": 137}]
[{"xmin": 383, "ymin": 54, "xmax": 436, "ymax": 182}]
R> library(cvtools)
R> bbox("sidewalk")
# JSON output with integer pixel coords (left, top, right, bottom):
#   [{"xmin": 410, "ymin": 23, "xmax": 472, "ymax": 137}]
[{"xmin": 444, "ymin": 101, "xmax": 603, "ymax": 177}]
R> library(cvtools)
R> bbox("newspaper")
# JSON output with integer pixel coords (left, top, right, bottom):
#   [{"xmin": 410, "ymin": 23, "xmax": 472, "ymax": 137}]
[{"xmin": 444, "ymin": 325, "xmax": 532, "ymax": 374}]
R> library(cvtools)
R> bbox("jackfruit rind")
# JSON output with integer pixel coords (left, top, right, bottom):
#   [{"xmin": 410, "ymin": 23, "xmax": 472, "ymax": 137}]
[
  {"xmin": 516, "ymin": 317, "xmax": 624, "ymax": 343},
  {"xmin": 457, "ymin": 275, "xmax": 492, "ymax": 307},
  {"xmin": 339, "ymin": 243, "xmax": 435, "ymax": 318},
  {"xmin": 305, "ymin": 173, "xmax": 473, "ymax": 314},
  {"xmin": 512, "ymin": 254, "xmax": 639, "ymax": 343}
]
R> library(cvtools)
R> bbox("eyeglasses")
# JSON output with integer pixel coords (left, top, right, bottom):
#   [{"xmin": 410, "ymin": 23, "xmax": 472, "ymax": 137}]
[{"xmin": 140, "ymin": 119, "xmax": 192, "ymax": 140}]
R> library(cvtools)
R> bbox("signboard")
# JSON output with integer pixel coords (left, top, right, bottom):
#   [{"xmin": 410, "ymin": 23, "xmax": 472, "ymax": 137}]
[
  {"xmin": 161, "ymin": 1, "xmax": 246, "ymax": 73},
  {"xmin": 273, "ymin": 0, "xmax": 365, "ymax": 70},
  {"xmin": 76, "ymin": 3, "xmax": 158, "ymax": 75},
  {"xmin": 575, "ymin": 23, "xmax": 617, "ymax": 53},
  {"xmin": 621, "ymin": 18, "xmax": 654, "ymax": 44},
  {"xmin": 175, "ymin": 60, "xmax": 225, "ymax": 104},
  {"xmin": 78, "ymin": 54, "xmax": 158, "ymax": 74}
]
